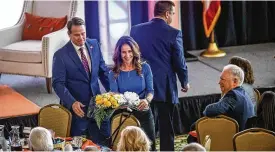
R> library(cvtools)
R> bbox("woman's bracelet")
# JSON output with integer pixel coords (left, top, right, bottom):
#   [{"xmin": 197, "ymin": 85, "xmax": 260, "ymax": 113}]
[{"xmin": 145, "ymin": 98, "xmax": 151, "ymax": 103}]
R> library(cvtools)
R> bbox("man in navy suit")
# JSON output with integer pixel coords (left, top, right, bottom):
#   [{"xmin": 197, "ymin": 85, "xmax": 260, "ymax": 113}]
[
  {"xmin": 52, "ymin": 17, "xmax": 110, "ymax": 145},
  {"xmin": 203, "ymin": 64, "xmax": 255, "ymax": 131},
  {"xmin": 130, "ymin": 1, "xmax": 189, "ymax": 150}
]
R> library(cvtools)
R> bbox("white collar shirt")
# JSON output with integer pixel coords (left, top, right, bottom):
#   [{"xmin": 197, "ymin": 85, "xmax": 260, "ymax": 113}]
[{"xmin": 71, "ymin": 41, "xmax": 91, "ymax": 72}]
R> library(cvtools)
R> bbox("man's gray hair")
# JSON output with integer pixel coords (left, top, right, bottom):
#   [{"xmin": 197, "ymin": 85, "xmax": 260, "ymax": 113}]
[
  {"xmin": 29, "ymin": 127, "xmax": 54, "ymax": 151},
  {"xmin": 224, "ymin": 64, "xmax": 244, "ymax": 86}
]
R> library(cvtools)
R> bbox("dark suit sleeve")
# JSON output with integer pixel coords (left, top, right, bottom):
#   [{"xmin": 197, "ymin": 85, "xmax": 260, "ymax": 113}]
[
  {"xmin": 52, "ymin": 52, "xmax": 76, "ymax": 110},
  {"xmin": 203, "ymin": 92, "xmax": 237, "ymax": 117},
  {"xmin": 97, "ymin": 41, "xmax": 110, "ymax": 92},
  {"xmin": 171, "ymin": 31, "xmax": 188, "ymax": 88}
]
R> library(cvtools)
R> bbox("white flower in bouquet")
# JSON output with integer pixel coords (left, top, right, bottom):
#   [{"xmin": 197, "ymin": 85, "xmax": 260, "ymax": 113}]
[
  {"xmin": 113, "ymin": 94, "xmax": 127, "ymax": 105},
  {"xmin": 124, "ymin": 91, "xmax": 140, "ymax": 106}
]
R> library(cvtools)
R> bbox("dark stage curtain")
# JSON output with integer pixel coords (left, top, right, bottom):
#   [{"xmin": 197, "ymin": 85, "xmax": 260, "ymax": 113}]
[
  {"xmin": 85, "ymin": 1, "xmax": 100, "ymax": 41},
  {"xmin": 151, "ymin": 94, "xmax": 221, "ymax": 135},
  {"xmin": 181, "ymin": 1, "xmax": 275, "ymax": 51},
  {"xmin": 130, "ymin": 1, "xmax": 149, "ymax": 26}
]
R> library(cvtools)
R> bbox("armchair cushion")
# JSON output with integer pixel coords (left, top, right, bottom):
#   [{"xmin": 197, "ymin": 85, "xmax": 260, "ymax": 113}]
[
  {"xmin": 0, "ymin": 40, "xmax": 42, "ymax": 63},
  {"xmin": 22, "ymin": 13, "xmax": 67, "ymax": 40}
]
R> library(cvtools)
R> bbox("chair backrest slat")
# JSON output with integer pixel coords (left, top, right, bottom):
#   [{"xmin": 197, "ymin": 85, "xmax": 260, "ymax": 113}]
[{"xmin": 254, "ymin": 88, "xmax": 261, "ymax": 103}]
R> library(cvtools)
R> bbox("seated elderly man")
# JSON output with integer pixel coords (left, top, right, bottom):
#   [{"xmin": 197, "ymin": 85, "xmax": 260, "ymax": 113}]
[
  {"xmin": 29, "ymin": 127, "xmax": 54, "ymax": 151},
  {"xmin": 203, "ymin": 64, "xmax": 255, "ymax": 131}
]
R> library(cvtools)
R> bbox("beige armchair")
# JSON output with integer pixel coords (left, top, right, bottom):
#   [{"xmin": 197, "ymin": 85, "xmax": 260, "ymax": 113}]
[{"xmin": 0, "ymin": 0, "xmax": 79, "ymax": 93}]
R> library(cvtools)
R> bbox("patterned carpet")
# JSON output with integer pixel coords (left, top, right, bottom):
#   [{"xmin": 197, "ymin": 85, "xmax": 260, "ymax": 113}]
[{"xmin": 156, "ymin": 134, "xmax": 187, "ymax": 151}]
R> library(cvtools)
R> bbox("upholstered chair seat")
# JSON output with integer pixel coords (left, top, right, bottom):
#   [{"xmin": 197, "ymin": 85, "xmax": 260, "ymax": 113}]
[{"xmin": 0, "ymin": 40, "xmax": 42, "ymax": 63}]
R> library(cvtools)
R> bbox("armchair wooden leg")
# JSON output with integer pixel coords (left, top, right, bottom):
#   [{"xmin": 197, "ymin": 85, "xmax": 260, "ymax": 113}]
[{"xmin": 46, "ymin": 78, "xmax": 52, "ymax": 94}]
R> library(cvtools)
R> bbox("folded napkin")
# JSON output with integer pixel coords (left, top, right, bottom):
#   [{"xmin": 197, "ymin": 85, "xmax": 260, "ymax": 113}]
[{"xmin": 81, "ymin": 139, "xmax": 101, "ymax": 150}]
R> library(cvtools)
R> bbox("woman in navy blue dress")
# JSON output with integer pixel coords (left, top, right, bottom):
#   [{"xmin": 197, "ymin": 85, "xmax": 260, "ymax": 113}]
[{"xmin": 108, "ymin": 36, "xmax": 155, "ymax": 151}]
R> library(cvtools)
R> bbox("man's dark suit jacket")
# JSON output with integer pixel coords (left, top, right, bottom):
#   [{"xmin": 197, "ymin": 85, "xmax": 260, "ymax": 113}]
[
  {"xmin": 130, "ymin": 18, "xmax": 188, "ymax": 104},
  {"xmin": 52, "ymin": 38, "xmax": 109, "ymax": 110},
  {"xmin": 203, "ymin": 86, "xmax": 255, "ymax": 130}
]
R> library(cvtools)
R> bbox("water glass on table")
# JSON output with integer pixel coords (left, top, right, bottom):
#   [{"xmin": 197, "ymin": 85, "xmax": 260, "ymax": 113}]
[
  {"xmin": 10, "ymin": 126, "xmax": 22, "ymax": 151},
  {"xmin": 72, "ymin": 136, "xmax": 83, "ymax": 150}
]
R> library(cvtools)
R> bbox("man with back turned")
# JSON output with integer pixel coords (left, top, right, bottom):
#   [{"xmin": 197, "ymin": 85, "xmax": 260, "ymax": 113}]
[{"xmin": 130, "ymin": 1, "xmax": 190, "ymax": 150}]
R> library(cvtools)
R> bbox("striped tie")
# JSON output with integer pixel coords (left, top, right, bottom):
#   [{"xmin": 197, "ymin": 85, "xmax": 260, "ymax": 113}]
[{"xmin": 79, "ymin": 47, "xmax": 90, "ymax": 76}]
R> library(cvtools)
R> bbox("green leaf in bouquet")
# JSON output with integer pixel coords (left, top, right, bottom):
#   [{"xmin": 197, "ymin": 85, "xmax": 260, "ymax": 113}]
[
  {"xmin": 94, "ymin": 108, "xmax": 105, "ymax": 129},
  {"xmin": 94, "ymin": 108, "xmax": 115, "ymax": 129}
]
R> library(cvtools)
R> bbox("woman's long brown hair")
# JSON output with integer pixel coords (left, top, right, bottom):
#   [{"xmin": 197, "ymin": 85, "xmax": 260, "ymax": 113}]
[
  {"xmin": 257, "ymin": 91, "xmax": 275, "ymax": 131},
  {"xmin": 229, "ymin": 56, "xmax": 255, "ymax": 84},
  {"xmin": 112, "ymin": 36, "xmax": 142, "ymax": 79}
]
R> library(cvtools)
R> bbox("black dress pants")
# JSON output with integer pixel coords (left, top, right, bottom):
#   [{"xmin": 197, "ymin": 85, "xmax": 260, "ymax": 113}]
[{"xmin": 153, "ymin": 101, "xmax": 176, "ymax": 151}]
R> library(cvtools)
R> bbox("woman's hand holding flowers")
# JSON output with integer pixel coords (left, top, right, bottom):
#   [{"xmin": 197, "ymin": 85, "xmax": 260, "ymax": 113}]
[{"xmin": 137, "ymin": 99, "xmax": 149, "ymax": 111}]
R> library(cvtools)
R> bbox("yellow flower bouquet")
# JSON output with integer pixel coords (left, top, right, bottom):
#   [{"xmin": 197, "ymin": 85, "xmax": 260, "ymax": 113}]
[{"xmin": 87, "ymin": 92, "xmax": 127, "ymax": 128}]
